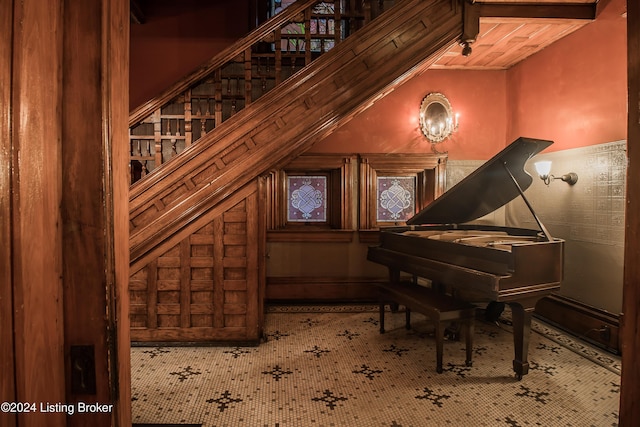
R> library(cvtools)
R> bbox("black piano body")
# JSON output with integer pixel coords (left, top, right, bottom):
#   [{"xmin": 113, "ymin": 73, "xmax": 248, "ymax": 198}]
[{"xmin": 367, "ymin": 137, "xmax": 564, "ymax": 379}]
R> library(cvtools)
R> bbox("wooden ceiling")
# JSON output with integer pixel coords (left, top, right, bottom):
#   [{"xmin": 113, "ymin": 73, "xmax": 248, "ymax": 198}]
[
  {"xmin": 130, "ymin": 1, "xmax": 606, "ymax": 70},
  {"xmin": 432, "ymin": 0, "xmax": 600, "ymax": 69}
]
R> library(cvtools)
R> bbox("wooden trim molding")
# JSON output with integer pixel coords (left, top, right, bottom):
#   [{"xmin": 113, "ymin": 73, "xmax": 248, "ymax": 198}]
[
  {"xmin": 535, "ymin": 295, "xmax": 620, "ymax": 354},
  {"xmin": 267, "ymin": 229, "xmax": 355, "ymax": 243}
]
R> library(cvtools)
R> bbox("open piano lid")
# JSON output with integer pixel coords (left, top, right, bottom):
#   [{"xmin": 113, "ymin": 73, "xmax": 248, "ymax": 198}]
[{"xmin": 407, "ymin": 137, "xmax": 552, "ymax": 226}]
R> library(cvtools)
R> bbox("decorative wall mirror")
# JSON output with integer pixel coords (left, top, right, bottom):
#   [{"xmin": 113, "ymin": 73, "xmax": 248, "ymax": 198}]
[{"xmin": 419, "ymin": 92, "xmax": 459, "ymax": 143}]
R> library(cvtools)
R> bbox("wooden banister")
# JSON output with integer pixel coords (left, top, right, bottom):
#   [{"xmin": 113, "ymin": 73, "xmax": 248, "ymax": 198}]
[{"xmin": 129, "ymin": 0, "xmax": 465, "ymax": 271}]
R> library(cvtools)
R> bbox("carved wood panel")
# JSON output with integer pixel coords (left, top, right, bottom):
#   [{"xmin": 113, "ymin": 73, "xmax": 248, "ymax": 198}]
[{"xmin": 129, "ymin": 189, "xmax": 263, "ymax": 342}]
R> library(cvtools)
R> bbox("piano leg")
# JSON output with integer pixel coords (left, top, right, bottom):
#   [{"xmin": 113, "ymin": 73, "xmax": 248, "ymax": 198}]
[{"xmin": 507, "ymin": 302, "xmax": 533, "ymax": 380}]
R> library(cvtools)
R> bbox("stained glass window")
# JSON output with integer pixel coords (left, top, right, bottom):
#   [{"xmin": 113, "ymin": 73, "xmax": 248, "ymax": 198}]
[
  {"xmin": 376, "ymin": 176, "xmax": 416, "ymax": 222},
  {"xmin": 272, "ymin": 1, "xmax": 338, "ymax": 53},
  {"xmin": 287, "ymin": 175, "xmax": 327, "ymax": 222}
]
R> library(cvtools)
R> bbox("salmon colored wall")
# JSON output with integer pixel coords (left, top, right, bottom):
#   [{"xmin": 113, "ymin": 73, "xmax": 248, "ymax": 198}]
[
  {"xmin": 129, "ymin": 0, "xmax": 626, "ymax": 157},
  {"xmin": 311, "ymin": 0, "xmax": 627, "ymax": 159},
  {"xmin": 130, "ymin": 0, "xmax": 249, "ymax": 110},
  {"xmin": 309, "ymin": 69, "xmax": 509, "ymax": 160},
  {"xmin": 506, "ymin": 0, "xmax": 627, "ymax": 152}
]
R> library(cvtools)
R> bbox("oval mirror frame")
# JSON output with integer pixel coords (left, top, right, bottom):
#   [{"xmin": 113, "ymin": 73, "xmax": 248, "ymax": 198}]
[{"xmin": 419, "ymin": 92, "xmax": 456, "ymax": 143}]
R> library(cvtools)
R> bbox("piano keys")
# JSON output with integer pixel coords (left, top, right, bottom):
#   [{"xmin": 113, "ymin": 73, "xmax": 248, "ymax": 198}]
[{"xmin": 367, "ymin": 137, "xmax": 564, "ymax": 379}]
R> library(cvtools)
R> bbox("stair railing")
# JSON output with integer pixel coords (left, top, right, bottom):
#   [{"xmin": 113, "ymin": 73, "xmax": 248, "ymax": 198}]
[{"xmin": 129, "ymin": 0, "xmax": 394, "ymax": 185}]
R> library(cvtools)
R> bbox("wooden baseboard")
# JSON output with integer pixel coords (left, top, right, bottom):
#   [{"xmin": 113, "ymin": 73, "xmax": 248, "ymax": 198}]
[
  {"xmin": 535, "ymin": 295, "xmax": 620, "ymax": 354},
  {"xmin": 266, "ymin": 276, "xmax": 386, "ymax": 302}
]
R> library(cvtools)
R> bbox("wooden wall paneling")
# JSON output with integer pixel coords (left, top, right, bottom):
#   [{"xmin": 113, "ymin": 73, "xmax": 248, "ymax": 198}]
[
  {"xmin": 190, "ymin": 226, "xmax": 215, "ymax": 327},
  {"xmin": 223, "ymin": 199, "xmax": 250, "ymax": 329},
  {"xmin": 213, "ymin": 214, "xmax": 226, "ymax": 329},
  {"xmin": 180, "ymin": 239, "xmax": 192, "ymax": 328},
  {"xmin": 129, "ymin": 266, "xmax": 147, "ymax": 327},
  {"xmin": 157, "ymin": 244, "xmax": 181, "ymax": 327},
  {"xmin": 242, "ymin": 191, "xmax": 260, "ymax": 338},
  {"xmin": 147, "ymin": 260, "xmax": 158, "ymax": 329},
  {"xmin": 0, "ymin": 0, "xmax": 16, "ymax": 425},
  {"xmin": 130, "ymin": 183, "xmax": 263, "ymax": 343},
  {"xmin": 621, "ymin": 0, "xmax": 639, "ymax": 423}
]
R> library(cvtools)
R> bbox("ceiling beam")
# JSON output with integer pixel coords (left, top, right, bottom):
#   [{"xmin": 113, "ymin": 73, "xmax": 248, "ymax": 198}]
[{"xmin": 475, "ymin": 2, "xmax": 597, "ymax": 20}]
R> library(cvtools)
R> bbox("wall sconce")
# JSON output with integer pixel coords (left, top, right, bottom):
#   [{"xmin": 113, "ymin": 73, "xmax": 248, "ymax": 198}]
[
  {"xmin": 419, "ymin": 92, "xmax": 459, "ymax": 144},
  {"xmin": 534, "ymin": 161, "xmax": 578, "ymax": 186}
]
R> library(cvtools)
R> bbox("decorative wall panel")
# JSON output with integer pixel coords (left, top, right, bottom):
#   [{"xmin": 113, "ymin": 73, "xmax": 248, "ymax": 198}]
[{"xmin": 376, "ymin": 176, "xmax": 416, "ymax": 222}]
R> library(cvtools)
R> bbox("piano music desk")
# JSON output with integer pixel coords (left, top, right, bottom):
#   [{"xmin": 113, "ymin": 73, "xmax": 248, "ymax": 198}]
[{"xmin": 377, "ymin": 281, "xmax": 475, "ymax": 373}]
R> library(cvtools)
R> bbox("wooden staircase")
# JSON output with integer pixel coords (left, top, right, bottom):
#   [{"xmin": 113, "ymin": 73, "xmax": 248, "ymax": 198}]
[{"xmin": 128, "ymin": 0, "xmax": 467, "ymax": 342}]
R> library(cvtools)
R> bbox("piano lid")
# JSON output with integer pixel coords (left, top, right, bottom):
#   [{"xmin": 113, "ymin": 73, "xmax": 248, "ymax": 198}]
[{"xmin": 407, "ymin": 137, "xmax": 552, "ymax": 225}]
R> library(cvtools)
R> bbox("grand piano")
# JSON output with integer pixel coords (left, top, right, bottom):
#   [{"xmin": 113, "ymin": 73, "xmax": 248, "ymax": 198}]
[{"xmin": 367, "ymin": 137, "xmax": 563, "ymax": 379}]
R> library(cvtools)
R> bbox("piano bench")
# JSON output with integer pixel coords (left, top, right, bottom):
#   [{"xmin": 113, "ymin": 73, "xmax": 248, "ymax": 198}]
[{"xmin": 377, "ymin": 281, "xmax": 475, "ymax": 374}]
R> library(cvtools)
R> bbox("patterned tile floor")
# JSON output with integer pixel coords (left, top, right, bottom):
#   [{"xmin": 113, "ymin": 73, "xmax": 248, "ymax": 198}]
[{"xmin": 131, "ymin": 305, "xmax": 621, "ymax": 427}]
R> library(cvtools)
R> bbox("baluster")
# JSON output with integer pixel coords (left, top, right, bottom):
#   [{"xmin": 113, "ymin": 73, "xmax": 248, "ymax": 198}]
[
  {"xmin": 244, "ymin": 49, "xmax": 252, "ymax": 105},
  {"xmin": 184, "ymin": 90, "xmax": 192, "ymax": 147},
  {"xmin": 334, "ymin": 0, "xmax": 341, "ymax": 46},
  {"xmin": 171, "ymin": 120, "xmax": 177, "ymax": 156},
  {"xmin": 304, "ymin": 7, "xmax": 311, "ymax": 64},
  {"xmin": 154, "ymin": 139, "xmax": 162, "ymax": 167},
  {"xmin": 214, "ymin": 69, "xmax": 223, "ymax": 129},
  {"xmin": 141, "ymin": 161, "xmax": 148, "ymax": 177},
  {"xmin": 274, "ymin": 27, "xmax": 282, "ymax": 85}
]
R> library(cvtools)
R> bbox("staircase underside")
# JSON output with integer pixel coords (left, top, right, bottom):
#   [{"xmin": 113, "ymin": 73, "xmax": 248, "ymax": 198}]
[{"xmin": 129, "ymin": 0, "xmax": 465, "ymax": 272}]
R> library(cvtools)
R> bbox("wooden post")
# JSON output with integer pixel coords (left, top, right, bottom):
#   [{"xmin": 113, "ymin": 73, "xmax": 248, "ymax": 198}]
[
  {"xmin": 620, "ymin": 0, "xmax": 640, "ymax": 425},
  {"xmin": 1, "ymin": 0, "xmax": 131, "ymax": 426}
]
